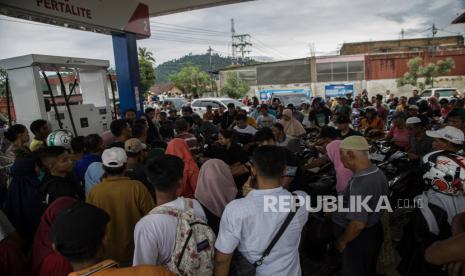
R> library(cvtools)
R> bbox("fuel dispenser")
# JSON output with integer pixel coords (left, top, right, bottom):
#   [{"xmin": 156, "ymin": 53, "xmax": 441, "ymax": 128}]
[{"xmin": 0, "ymin": 54, "xmax": 117, "ymax": 137}]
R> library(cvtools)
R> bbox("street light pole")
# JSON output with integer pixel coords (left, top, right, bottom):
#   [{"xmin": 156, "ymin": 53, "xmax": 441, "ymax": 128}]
[{"xmin": 431, "ymin": 23, "xmax": 438, "ymax": 88}]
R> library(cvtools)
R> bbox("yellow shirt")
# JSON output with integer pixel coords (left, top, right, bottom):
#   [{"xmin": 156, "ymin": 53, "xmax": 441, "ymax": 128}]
[
  {"xmin": 86, "ymin": 177, "xmax": 155, "ymax": 265},
  {"xmin": 395, "ymin": 105, "xmax": 407, "ymax": 112},
  {"xmin": 247, "ymin": 117, "xmax": 257, "ymax": 128},
  {"xmin": 360, "ymin": 117, "xmax": 384, "ymax": 131},
  {"xmin": 30, "ymin": 138, "xmax": 44, "ymax": 152}
]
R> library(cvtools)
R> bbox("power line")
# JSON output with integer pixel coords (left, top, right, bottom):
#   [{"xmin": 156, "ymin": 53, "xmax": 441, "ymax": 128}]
[
  {"xmin": 150, "ymin": 21, "xmax": 229, "ymax": 34},
  {"xmin": 250, "ymin": 45, "xmax": 272, "ymax": 57},
  {"xmin": 402, "ymin": 27, "xmax": 433, "ymax": 38},
  {"xmin": 150, "ymin": 32, "xmax": 229, "ymax": 44},
  {"xmin": 436, "ymin": 27, "xmax": 462, "ymax": 36},
  {"xmin": 148, "ymin": 36, "xmax": 229, "ymax": 46},
  {"xmin": 250, "ymin": 37, "xmax": 292, "ymax": 59},
  {"xmin": 251, "ymin": 42, "xmax": 289, "ymax": 59},
  {"xmin": 150, "ymin": 24, "xmax": 226, "ymax": 36},
  {"xmin": 150, "ymin": 33, "xmax": 229, "ymax": 43},
  {"xmin": 151, "ymin": 27, "xmax": 225, "ymax": 37},
  {"xmin": 250, "ymin": 45, "xmax": 281, "ymax": 59}
]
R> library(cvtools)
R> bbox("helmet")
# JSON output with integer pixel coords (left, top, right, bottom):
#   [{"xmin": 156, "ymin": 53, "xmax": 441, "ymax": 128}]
[
  {"xmin": 364, "ymin": 106, "xmax": 378, "ymax": 116},
  {"xmin": 423, "ymin": 151, "xmax": 465, "ymax": 195},
  {"xmin": 46, "ymin": 129, "xmax": 73, "ymax": 149}
]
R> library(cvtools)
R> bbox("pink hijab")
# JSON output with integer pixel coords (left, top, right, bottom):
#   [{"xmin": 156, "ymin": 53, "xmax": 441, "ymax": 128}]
[
  {"xmin": 279, "ymin": 109, "xmax": 306, "ymax": 137},
  {"xmin": 195, "ymin": 159, "xmax": 237, "ymax": 217},
  {"xmin": 326, "ymin": 140, "xmax": 353, "ymax": 193},
  {"xmin": 166, "ymin": 138, "xmax": 199, "ymax": 198}
]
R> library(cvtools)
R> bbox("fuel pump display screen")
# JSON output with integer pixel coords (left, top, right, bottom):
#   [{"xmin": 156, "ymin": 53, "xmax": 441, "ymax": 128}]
[
  {"xmin": 80, "ymin": 118, "xmax": 89, "ymax": 128},
  {"xmin": 99, "ymin": 108, "xmax": 107, "ymax": 115}
]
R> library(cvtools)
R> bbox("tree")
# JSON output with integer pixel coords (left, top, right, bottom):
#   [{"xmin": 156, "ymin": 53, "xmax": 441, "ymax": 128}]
[
  {"xmin": 156, "ymin": 53, "xmax": 236, "ymax": 83},
  {"xmin": 169, "ymin": 64, "xmax": 212, "ymax": 97},
  {"xmin": 138, "ymin": 47, "xmax": 155, "ymax": 63},
  {"xmin": 138, "ymin": 47, "xmax": 156, "ymax": 96},
  {"xmin": 397, "ymin": 56, "xmax": 455, "ymax": 90},
  {"xmin": 221, "ymin": 72, "xmax": 250, "ymax": 99}
]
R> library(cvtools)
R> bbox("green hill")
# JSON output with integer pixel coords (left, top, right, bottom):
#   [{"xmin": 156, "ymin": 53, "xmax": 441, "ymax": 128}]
[{"xmin": 155, "ymin": 53, "xmax": 234, "ymax": 83}]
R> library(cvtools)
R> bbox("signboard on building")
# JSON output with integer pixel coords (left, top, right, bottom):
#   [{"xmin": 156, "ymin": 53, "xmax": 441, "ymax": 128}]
[
  {"xmin": 325, "ymin": 84, "xmax": 354, "ymax": 98},
  {"xmin": 0, "ymin": 0, "xmax": 150, "ymax": 37},
  {"xmin": 258, "ymin": 88, "xmax": 312, "ymax": 100}
]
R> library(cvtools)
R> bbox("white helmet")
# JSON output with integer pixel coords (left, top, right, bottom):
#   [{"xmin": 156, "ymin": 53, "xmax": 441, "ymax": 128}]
[
  {"xmin": 46, "ymin": 129, "xmax": 73, "ymax": 149},
  {"xmin": 423, "ymin": 150, "xmax": 465, "ymax": 195}
]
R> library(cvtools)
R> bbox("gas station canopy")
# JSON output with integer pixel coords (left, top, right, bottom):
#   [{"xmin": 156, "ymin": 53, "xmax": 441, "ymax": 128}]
[
  {"xmin": 0, "ymin": 0, "xmax": 251, "ymax": 38},
  {"xmin": 0, "ymin": 0, "xmax": 252, "ymax": 118},
  {"xmin": 141, "ymin": 0, "xmax": 252, "ymax": 17}
]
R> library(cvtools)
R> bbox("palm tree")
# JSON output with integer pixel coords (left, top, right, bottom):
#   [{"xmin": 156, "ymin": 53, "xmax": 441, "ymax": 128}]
[{"xmin": 138, "ymin": 47, "xmax": 155, "ymax": 63}]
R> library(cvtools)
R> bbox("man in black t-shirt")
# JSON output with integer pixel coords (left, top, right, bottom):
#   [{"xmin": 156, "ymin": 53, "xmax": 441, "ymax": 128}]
[
  {"xmin": 336, "ymin": 115, "xmax": 360, "ymax": 139},
  {"xmin": 38, "ymin": 146, "xmax": 82, "ymax": 204},
  {"xmin": 309, "ymin": 98, "xmax": 332, "ymax": 128},
  {"xmin": 408, "ymin": 89, "xmax": 421, "ymax": 105},
  {"xmin": 220, "ymin": 103, "xmax": 238, "ymax": 130}
]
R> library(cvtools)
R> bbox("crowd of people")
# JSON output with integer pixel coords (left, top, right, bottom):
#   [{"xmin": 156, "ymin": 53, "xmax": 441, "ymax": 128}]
[{"xmin": 1, "ymin": 87, "xmax": 465, "ymax": 276}]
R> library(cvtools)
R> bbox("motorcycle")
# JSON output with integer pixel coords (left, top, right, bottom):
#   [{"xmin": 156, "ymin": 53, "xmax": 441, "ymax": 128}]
[{"xmin": 369, "ymin": 140, "xmax": 424, "ymax": 208}]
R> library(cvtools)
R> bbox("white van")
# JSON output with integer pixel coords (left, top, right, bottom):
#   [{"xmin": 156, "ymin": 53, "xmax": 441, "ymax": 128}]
[
  {"xmin": 420, "ymin": 88, "xmax": 459, "ymax": 101},
  {"xmin": 191, "ymin": 98, "xmax": 250, "ymax": 117}
]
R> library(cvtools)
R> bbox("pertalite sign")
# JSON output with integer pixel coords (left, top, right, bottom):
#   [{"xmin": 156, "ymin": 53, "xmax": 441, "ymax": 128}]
[
  {"xmin": 36, "ymin": 0, "xmax": 92, "ymax": 19},
  {"xmin": 0, "ymin": 0, "xmax": 150, "ymax": 38}
]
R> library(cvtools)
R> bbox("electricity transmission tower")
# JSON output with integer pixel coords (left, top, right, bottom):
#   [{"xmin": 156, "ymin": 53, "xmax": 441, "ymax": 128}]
[{"xmin": 230, "ymin": 18, "xmax": 252, "ymax": 65}]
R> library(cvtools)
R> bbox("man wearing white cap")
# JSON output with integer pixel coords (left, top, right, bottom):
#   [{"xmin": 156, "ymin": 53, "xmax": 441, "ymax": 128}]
[
  {"xmin": 332, "ymin": 136, "xmax": 389, "ymax": 276},
  {"xmin": 407, "ymin": 117, "xmax": 434, "ymax": 160},
  {"xmin": 87, "ymin": 147, "xmax": 155, "ymax": 266},
  {"xmin": 426, "ymin": 126, "xmax": 465, "ymax": 154}
]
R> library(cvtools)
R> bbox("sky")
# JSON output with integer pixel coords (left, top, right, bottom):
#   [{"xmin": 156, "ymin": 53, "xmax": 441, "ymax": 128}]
[{"xmin": 0, "ymin": 0, "xmax": 464, "ymax": 67}]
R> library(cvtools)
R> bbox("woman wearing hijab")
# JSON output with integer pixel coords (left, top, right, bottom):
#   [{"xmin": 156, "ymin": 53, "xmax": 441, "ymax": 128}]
[
  {"xmin": 195, "ymin": 159, "xmax": 237, "ymax": 234},
  {"xmin": 165, "ymin": 138, "xmax": 199, "ymax": 198},
  {"xmin": 84, "ymin": 161, "xmax": 104, "ymax": 195},
  {"xmin": 3, "ymin": 157, "xmax": 45, "ymax": 244},
  {"xmin": 279, "ymin": 109, "xmax": 306, "ymax": 137},
  {"xmin": 31, "ymin": 197, "xmax": 76, "ymax": 276},
  {"xmin": 326, "ymin": 140, "xmax": 353, "ymax": 193}
]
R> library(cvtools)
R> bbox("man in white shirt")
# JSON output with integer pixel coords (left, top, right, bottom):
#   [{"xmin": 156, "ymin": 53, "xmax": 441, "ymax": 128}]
[
  {"xmin": 233, "ymin": 114, "xmax": 257, "ymax": 135},
  {"xmin": 133, "ymin": 155, "xmax": 207, "ymax": 266},
  {"xmin": 215, "ymin": 145, "xmax": 308, "ymax": 276}
]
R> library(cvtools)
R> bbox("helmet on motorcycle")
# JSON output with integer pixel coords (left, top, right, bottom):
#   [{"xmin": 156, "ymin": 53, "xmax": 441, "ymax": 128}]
[
  {"xmin": 46, "ymin": 129, "xmax": 73, "ymax": 149},
  {"xmin": 422, "ymin": 150, "xmax": 465, "ymax": 195},
  {"xmin": 364, "ymin": 106, "xmax": 378, "ymax": 116},
  {"xmin": 312, "ymin": 97, "xmax": 325, "ymax": 108}
]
